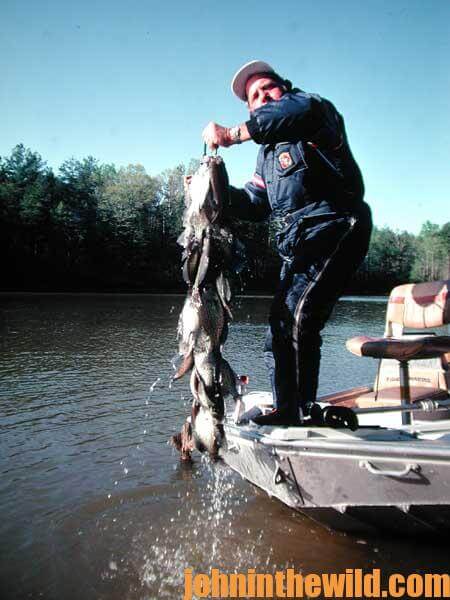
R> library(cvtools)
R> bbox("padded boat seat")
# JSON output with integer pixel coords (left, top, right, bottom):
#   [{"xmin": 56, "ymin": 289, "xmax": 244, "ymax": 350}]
[
  {"xmin": 345, "ymin": 280, "xmax": 450, "ymax": 426},
  {"xmin": 347, "ymin": 335, "xmax": 450, "ymax": 361}
]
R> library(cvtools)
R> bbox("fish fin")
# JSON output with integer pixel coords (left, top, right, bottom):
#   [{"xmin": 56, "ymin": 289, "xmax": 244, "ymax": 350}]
[
  {"xmin": 182, "ymin": 243, "xmax": 201, "ymax": 284},
  {"xmin": 170, "ymin": 432, "xmax": 182, "ymax": 451},
  {"xmin": 190, "ymin": 369, "xmax": 200, "ymax": 400},
  {"xmin": 170, "ymin": 420, "xmax": 194, "ymax": 461},
  {"xmin": 191, "ymin": 400, "xmax": 200, "ymax": 422},
  {"xmin": 181, "ymin": 421, "xmax": 194, "ymax": 452},
  {"xmin": 182, "ymin": 260, "xmax": 191, "ymax": 285},
  {"xmin": 220, "ymin": 357, "xmax": 240, "ymax": 400},
  {"xmin": 215, "ymin": 273, "xmax": 233, "ymax": 320},
  {"xmin": 173, "ymin": 351, "xmax": 194, "ymax": 380},
  {"xmin": 193, "ymin": 230, "xmax": 211, "ymax": 290}
]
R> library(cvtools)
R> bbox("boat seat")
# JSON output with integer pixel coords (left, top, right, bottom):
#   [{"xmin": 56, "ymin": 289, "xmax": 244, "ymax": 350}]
[
  {"xmin": 346, "ymin": 279, "xmax": 450, "ymax": 425},
  {"xmin": 347, "ymin": 334, "xmax": 450, "ymax": 361}
]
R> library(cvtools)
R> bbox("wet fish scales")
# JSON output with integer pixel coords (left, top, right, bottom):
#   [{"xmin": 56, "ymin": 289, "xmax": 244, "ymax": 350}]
[{"xmin": 173, "ymin": 156, "xmax": 240, "ymax": 456}]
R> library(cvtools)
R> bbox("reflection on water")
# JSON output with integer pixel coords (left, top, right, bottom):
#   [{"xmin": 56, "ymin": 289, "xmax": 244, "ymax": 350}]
[{"xmin": 1, "ymin": 294, "xmax": 449, "ymax": 599}]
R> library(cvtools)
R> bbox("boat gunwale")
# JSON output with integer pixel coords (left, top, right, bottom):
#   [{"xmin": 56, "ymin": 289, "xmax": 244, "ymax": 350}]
[{"xmin": 223, "ymin": 423, "xmax": 450, "ymax": 463}]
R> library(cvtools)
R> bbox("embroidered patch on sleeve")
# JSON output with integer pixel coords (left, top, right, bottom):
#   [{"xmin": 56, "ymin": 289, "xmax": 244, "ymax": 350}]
[{"xmin": 278, "ymin": 151, "xmax": 293, "ymax": 169}]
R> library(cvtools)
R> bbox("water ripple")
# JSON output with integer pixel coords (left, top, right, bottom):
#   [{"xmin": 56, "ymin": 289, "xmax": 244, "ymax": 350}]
[{"xmin": 1, "ymin": 294, "xmax": 415, "ymax": 600}]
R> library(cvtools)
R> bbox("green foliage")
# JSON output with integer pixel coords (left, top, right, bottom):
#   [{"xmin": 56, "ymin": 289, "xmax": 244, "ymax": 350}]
[
  {"xmin": 1, "ymin": 144, "xmax": 449, "ymax": 292},
  {"xmin": 365, "ymin": 227, "xmax": 416, "ymax": 290},
  {"xmin": 0, "ymin": 143, "xmax": 48, "ymax": 185},
  {"xmin": 0, "ymin": 145, "xmax": 60, "ymax": 287},
  {"xmin": 99, "ymin": 164, "xmax": 158, "ymax": 232},
  {"xmin": 411, "ymin": 221, "xmax": 450, "ymax": 281}
]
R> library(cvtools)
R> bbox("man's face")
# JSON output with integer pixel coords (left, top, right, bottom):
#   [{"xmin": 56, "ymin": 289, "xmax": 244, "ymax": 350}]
[{"xmin": 245, "ymin": 74, "xmax": 286, "ymax": 111}]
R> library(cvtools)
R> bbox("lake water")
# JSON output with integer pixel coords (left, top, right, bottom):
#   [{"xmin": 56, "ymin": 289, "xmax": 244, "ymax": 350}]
[{"xmin": 1, "ymin": 294, "xmax": 449, "ymax": 599}]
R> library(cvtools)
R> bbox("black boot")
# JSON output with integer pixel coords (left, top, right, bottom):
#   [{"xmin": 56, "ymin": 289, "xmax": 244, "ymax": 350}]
[
  {"xmin": 251, "ymin": 408, "xmax": 300, "ymax": 427},
  {"xmin": 303, "ymin": 402, "xmax": 325, "ymax": 426}
]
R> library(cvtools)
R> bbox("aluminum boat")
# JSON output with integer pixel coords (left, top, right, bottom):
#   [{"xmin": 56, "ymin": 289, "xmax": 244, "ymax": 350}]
[{"xmin": 220, "ymin": 279, "xmax": 450, "ymax": 534}]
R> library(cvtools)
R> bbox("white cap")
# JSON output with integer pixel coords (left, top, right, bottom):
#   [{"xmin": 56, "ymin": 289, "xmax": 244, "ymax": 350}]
[{"xmin": 231, "ymin": 60, "xmax": 276, "ymax": 101}]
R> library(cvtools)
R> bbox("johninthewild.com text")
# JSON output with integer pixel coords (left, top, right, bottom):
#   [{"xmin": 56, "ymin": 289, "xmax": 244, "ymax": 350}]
[{"xmin": 184, "ymin": 568, "xmax": 450, "ymax": 599}]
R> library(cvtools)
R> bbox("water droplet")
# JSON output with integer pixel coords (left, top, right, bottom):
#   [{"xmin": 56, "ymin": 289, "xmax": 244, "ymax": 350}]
[{"xmin": 150, "ymin": 378, "xmax": 161, "ymax": 392}]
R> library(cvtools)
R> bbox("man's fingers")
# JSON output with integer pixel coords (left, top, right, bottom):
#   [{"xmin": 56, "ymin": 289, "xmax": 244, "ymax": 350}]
[
  {"xmin": 203, "ymin": 135, "xmax": 218, "ymax": 150},
  {"xmin": 201, "ymin": 123, "xmax": 214, "ymax": 140},
  {"xmin": 202, "ymin": 122, "xmax": 223, "ymax": 150}
]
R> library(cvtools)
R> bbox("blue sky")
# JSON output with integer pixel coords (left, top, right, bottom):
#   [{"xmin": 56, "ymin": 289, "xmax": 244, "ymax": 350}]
[{"xmin": 1, "ymin": 0, "xmax": 449, "ymax": 233}]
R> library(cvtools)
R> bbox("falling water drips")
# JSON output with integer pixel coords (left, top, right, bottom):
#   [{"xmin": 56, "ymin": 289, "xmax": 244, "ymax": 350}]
[
  {"xmin": 150, "ymin": 378, "xmax": 161, "ymax": 393},
  {"xmin": 138, "ymin": 459, "xmax": 276, "ymax": 597}
]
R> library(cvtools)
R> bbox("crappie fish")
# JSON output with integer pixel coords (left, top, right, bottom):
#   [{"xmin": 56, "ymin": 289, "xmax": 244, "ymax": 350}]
[{"xmin": 172, "ymin": 156, "xmax": 241, "ymax": 457}]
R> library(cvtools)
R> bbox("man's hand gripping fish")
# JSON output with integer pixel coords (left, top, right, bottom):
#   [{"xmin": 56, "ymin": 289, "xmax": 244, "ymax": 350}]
[{"xmin": 171, "ymin": 155, "xmax": 240, "ymax": 458}]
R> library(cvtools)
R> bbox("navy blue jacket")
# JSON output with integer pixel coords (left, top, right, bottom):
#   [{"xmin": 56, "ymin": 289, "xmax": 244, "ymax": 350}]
[{"xmin": 228, "ymin": 91, "xmax": 367, "ymax": 256}]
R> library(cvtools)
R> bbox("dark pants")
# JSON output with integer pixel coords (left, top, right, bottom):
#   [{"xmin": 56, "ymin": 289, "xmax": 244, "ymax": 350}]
[{"xmin": 264, "ymin": 204, "xmax": 372, "ymax": 418}]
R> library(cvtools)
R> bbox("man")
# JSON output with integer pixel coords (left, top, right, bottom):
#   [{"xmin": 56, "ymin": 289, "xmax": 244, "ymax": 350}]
[{"xmin": 202, "ymin": 60, "xmax": 372, "ymax": 426}]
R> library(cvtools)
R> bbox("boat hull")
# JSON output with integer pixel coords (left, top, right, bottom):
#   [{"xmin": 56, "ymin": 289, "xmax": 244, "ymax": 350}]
[{"xmin": 221, "ymin": 422, "xmax": 450, "ymax": 534}]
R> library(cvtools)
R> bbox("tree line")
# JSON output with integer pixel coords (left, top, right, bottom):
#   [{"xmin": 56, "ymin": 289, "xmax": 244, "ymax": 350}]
[{"xmin": 1, "ymin": 144, "xmax": 449, "ymax": 294}]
